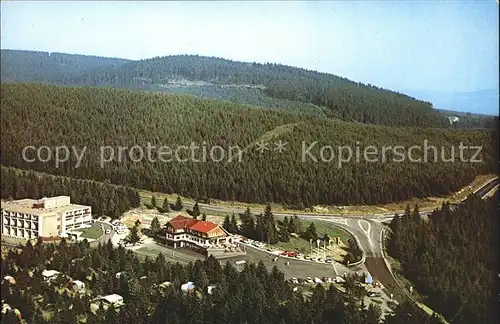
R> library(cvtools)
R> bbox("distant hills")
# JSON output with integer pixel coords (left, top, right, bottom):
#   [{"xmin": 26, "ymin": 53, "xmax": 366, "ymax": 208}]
[
  {"xmin": 406, "ymin": 88, "xmax": 498, "ymax": 116},
  {"xmin": 0, "ymin": 49, "xmax": 130, "ymax": 83},
  {"xmin": 1, "ymin": 49, "xmax": 449, "ymax": 128},
  {"xmin": 1, "ymin": 49, "xmax": 497, "ymax": 129}
]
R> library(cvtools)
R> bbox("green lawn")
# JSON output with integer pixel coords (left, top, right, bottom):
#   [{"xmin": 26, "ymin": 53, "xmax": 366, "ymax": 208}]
[
  {"xmin": 75, "ymin": 223, "xmax": 103, "ymax": 239},
  {"xmin": 272, "ymin": 220, "xmax": 353, "ymax": 255},
  {"xmin": 134, "ymin": 246, "xmax": 194, "ymax": 265}
]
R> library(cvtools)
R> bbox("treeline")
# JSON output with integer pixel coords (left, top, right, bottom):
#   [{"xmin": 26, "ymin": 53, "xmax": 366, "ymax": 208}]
[
  {"xmin": 1, "ymin": 83, "xmax": 496, "ymax": 206},
  {"xmin": 0, "ymin": 49, "xmax": 129, "ymax": 84},
  {"xmin": 1, "ymin": 166, "xmax": 140, "ymax": 218},
  {"xmin": 386, "ymin": 195, "xmax": 499, "ymax": 323},
  {"xmin": 155, "ymin": 85, "xmax": 330, "ymax": 118},
  {"xmin": 1, "ymin": 50, "xmax": 447, "ymax": 127},
  {"xmin": 1, "ymin": 239, "xmax": 444, "ymax": 324},
  {"xmin": 222, "ymin": 206, "xmax": 291, "ymax": 244},
  {"xmin": 222, "ymin": 206, "xmax": 362, "ymax": 262}
]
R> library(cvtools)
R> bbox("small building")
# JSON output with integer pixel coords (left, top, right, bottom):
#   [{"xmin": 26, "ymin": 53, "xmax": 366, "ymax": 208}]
[
  {"xmin": 207, "ymin": 285, "xmax": 216, "ymax": 295},
  {"xmin": 2, "ymin": 275, "xmax": 16, "ymax": 285},
  {"xmin": 71, "ymin": 280, "xmax": 85, "ymax": 292},
  {"xmin": 1, "ymin": 302, "xmax": 22, "ymax": 321},
  {"xmin": 42, "ymin": 269, "xmax": 60, "ymax": 282},
  {"xmin": 181, "ymin": 281, "xmax": 195, "ymax": 293},
  {"xmin": 158, "ymin": 281, "xmax": 171, "ymax": 289},
  {"xmin": 98, "ymin": 294, "xmax": 124, "ymax": 309}
]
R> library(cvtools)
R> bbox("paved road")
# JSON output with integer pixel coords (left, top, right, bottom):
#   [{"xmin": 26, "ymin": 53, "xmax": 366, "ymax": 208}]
[
  {"xmin": 222, "ymin": 244, "xmax": 364, "ymax": 279},
  {"xmin": 194, "ymin": 177, "xmax": 497, "ymax": 305},
  {"xmin": 92, "ymin": 222, "xmax": 114, "ymax": 246}
]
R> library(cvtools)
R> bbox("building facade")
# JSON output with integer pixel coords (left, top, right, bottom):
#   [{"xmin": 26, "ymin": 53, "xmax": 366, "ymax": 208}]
[
  {"xmin": 163, "ymin": 215, "xmax": 232, "ymax": 251},
  {"xmin": 1, "ymin": 196, "xmax": 92, "ymax": 240}
]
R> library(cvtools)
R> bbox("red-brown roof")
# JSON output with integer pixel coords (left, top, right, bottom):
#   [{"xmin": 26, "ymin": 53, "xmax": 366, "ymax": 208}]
[
  {"xmin": 167, "ymin": 215, "xmax": 198, "ymax": 230},
  {"xmin": 188, "ymin": 221, "xmax": 219, "ymax": 234},
  {"xmin": 165, "ymin": 215, "xmax": 221, "ymax": 234}
]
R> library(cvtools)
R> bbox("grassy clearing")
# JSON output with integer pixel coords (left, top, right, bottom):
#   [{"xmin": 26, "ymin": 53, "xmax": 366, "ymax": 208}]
[
  {"xmin": 134, "ymin": 246, "xmax": 192, "ymax": 265},
  {"xmin": 272, "ymin": 220, "xmax": 352, "ymax": 258},
  {"xmin": 139, "ymin": 174, "xmax": 497, "ymax": 216},
  {"xmin": 74, "ymin": 223, "xmax": 103, "ymax": 239}
]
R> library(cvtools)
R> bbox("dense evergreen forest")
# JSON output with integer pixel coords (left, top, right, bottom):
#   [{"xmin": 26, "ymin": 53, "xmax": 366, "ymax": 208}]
[
  {"xmin": 386, "ymin": 195, "xmax": 499, "ymax": 324},
  {"xmin": 1, "ymin": 50, "xmax": 448, "ymax": 127},
  {"xmin": 0, "ymin": 166, "xmax": 140, "ymax": 218},
  {"xmin": 0, "ymin": 50, "xmax": 129, "ymax": 84},
  {"xmin": 1, "ymin": 239, "xmax": 445, "ymax": 324},
  {"xmin": 1, "ymin": 83, "xmax": 496, "ymax": 206}
]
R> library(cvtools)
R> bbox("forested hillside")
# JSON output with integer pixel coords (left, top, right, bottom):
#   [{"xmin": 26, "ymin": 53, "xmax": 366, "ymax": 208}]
[
  {"xmin": 1, "ymin": 83, "xmax": 496, "ymax": 206},
  {"xmin": 0, "ymin": 50, "xmax": 129, "ymax": 83},
  {"xmin": 0, "ymin": 166, "xmax": 141, "ymax": 218},
  {"xmin": 387, "ymin": 195, "xmax": 499, "ymax": 323},
  {"xmin": 1, "ymin": 239, "xmax": 443, "ymax": 324},
  {"xmin": 0, "ymin": 50, "xmax": 447, "ymax": 127}
]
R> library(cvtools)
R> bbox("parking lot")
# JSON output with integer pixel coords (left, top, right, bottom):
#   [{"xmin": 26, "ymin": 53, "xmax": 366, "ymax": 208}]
[{"xmin": 221, "ymin": 244, "xmax": 361, "ymax": 279}]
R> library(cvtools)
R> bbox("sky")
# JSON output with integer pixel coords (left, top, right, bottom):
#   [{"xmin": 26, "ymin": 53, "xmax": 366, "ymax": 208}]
[{"xmin": 1, "ymin": 1, "xmax": 498, "ymax": 113}]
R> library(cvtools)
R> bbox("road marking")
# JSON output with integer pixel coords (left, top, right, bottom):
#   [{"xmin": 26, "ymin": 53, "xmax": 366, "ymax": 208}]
[
  {"xmin": 358, "ymin": 219, "xmax": 371, "ymax": 236},
  {"xmin": 318, "ymin": 218, "xmax": 348, "ymax": 225}
]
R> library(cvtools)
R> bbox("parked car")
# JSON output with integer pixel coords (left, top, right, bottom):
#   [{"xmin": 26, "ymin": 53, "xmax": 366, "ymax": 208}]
[
  {"xmin": 325, "ymin": 258, "xmax": 333, "ymax": 263},
  {"xmin": 291, "ymin": 278, "xmax": 299, "ymax": 284},
  {"xmin": 367, "ymin": 292, "xmax": 381, "ymax": 298},
  {"xmin": 281, "ymin": 251, "xmax": 289, "ymax": 256},
  {"xmin": 288, "ymin": 252, "xmax": 297, "ymax": 258},
  {"xmin": 310, "ymin": 257, "xmax": 317, "ymax": 262},
  {"xmin": 305, "ymin": 277, "xmax": 314, "ymax": 284},
  {"xmin": 317, "ymin": 258, "xmax": 323, "ymax": 262},
  {"xmin": 105, "ymin": 229, "xmax": 111, "ymax": 234}
]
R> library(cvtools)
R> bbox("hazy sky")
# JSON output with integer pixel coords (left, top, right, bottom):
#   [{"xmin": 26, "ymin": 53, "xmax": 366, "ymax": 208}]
[{"xmin": 1, "ymin": 1, "xmax": 498, "ymax": 95}]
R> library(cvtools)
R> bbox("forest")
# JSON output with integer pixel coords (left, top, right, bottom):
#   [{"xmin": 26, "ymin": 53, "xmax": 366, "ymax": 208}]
[
  {"xmin": 0, "ymin": 50, "xmax": 129, "ymax": 84},
  {"xmin": 1, "ymin": 238, "xmax": 445, "ymax": 324},
  {"xmin": 0, "ymin": 166, "xmax": 140, "ymax": 218},
  {"xmin": 386, "ymin": 195, "xmax": 499, "ymax": 324},
  {"xmin": 1, "ymin": 50, "xmax": 449, "ymax": 128},
  {"xmin": 1, "ymin": 83, "xmax": 496, "ymax": 207}
]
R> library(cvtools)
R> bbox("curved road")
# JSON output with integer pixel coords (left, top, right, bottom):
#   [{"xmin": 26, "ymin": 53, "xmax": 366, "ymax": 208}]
[{"xmin": 184, "ymin": 177, "xmax": 498, "ymax": 304}]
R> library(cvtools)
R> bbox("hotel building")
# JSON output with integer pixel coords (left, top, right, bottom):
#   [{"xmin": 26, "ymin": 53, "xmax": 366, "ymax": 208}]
[
  {"xmin": 1, "ymin": 196, "xmax": 92, "ymax": 240},
  {"xmin": 162, "ymin": 215, "xmax": 233, "ymax": 251}
]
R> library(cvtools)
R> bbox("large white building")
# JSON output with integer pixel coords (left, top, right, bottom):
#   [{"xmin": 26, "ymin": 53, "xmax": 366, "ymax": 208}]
[{"xmin": 1, "ymin": 196, "xmax": 91, "ymax": 240}]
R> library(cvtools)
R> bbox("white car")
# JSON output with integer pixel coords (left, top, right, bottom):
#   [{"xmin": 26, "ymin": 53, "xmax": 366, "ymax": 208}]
[
  {"xmin": 105, "ymin": 229, "xmax": 111, "ymax": 234},
  {"xmin": 305, "ymin": 277, "xmax": 314, "ymax": 284}
]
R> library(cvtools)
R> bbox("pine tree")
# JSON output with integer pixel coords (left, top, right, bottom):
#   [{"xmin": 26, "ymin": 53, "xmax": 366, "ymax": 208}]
[
  {"xmin": 230, "ymin": 213, "xmax": 238, "ymax": 233},
  {"xmin": 192, "ymin": 202, "xmax": 200, "ymax": 219},
  {"xmin": 174, "ymin": 196, "xmax": 183, "ymax": 211},
  {"xmin": 127, "ymin": 222, "xmax": 141, "ymax": 245},
  {"xmin": 162, "ymin": 197, "xmax": 170, "ymax": 213},
  {"xmin": 201, "ymin": 213, "xmax": 207, "ymax": 221},
  {"xmin": 281, "ymin": 217, "xmax": 290, "ymax": 242},
  {"xmin": 150, "ymin": 216, "xmax": 161, "ymax": 234},
  {"xmin": 304, "ymin": 222, "xmax": 318, "ymax": 241},
  {"xmin": 151, "ymin": 195, "xmax": 157, "ymax": 209},
  {"xmin": 222, "ymin": 215, "xmax": 232, "ymax": 233}
]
